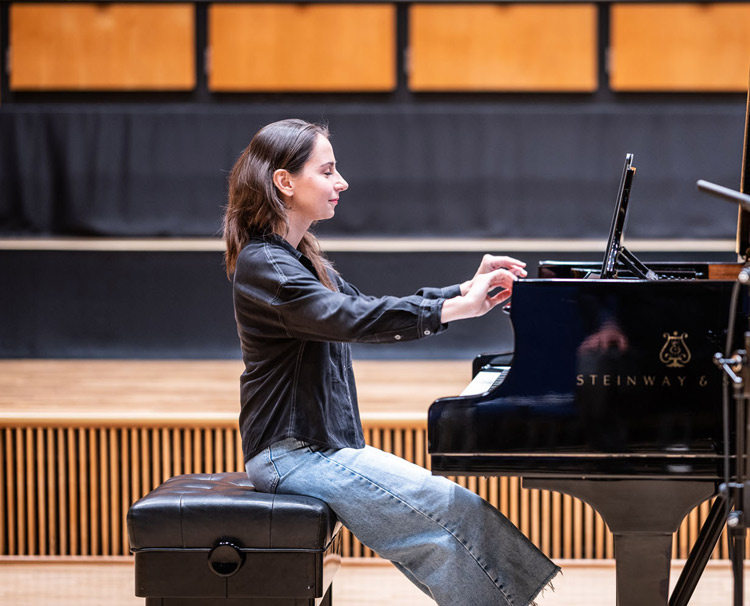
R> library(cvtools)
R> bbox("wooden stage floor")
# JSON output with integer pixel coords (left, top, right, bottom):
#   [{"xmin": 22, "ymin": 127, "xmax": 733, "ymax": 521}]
[
  {"xmin": 0, "ymin": 359, "xmax": 469, "ymax": 417},
  {"xmin": 0, "ymin": 557, "xmax": 748, "ymax": 606}
]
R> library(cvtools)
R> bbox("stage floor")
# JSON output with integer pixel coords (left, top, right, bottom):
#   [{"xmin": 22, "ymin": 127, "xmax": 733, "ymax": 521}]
[
  {"xmin": 0, "ymin": 359, "xmax": 468, "ymax": 417},
  {"xmin": 0, "ymin": 557, "xmax": 748, "ymax": 606}
]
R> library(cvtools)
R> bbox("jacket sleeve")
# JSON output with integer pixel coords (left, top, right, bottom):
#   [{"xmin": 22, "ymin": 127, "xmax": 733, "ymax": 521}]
[
  {"xmin": 337, "ymin": 275, "xmax": 461, "ymax": 301},
  {"xmin": 234, "ymin": 249, "xmax": 451, "ymax": 344},
  {"xmin": 415, "ymin": 284, "xmax": 462, "ymax": 300}
]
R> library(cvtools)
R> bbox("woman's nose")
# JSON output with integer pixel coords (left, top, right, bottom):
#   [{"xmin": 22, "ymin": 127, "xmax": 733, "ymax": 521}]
[{"xmin": 336, "ymin": 173, "xmax": 348, "ymax": 191}]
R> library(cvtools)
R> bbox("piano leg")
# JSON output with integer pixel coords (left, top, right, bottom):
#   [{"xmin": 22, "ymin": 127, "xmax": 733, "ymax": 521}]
[
  {"xmin": 523, "ymin": 479, "xmax": 716, "ymax": 606},
  {"xmin": 613, "ymin": 533, "xmax": 673, "ymax": 606}
]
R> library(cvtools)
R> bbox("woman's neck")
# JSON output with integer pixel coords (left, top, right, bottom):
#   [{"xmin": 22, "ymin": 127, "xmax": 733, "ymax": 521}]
[
  {"xmin": 278, "ymin": 225, "xmax": 305, "ymax": 249},
  {"xmin": 281, "ymin": 215, "xmax": 312, "ymax": 249}
]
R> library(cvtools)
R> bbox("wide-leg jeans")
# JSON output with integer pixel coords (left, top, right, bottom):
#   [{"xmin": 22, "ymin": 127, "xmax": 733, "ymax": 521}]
[{"xmin": 246, "ymin": 438, "xmax": 559, "ymax": 606}]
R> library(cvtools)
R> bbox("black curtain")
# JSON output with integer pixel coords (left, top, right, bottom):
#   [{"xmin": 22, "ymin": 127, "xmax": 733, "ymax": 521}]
[{"xmin": 1, "ymin": 100, "xmax": 745, "ymax": 240}]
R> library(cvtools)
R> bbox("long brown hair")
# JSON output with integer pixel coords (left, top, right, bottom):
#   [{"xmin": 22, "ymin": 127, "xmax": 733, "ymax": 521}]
[{"xmin": 223, "ymin": 119, "xmax": 337, "ymax": 289}]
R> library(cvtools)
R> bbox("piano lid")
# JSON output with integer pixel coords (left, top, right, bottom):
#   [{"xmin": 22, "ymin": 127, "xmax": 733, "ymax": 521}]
[{"xmin": 737, "ymin": 72, "xmax": 750, "ymax": 259}]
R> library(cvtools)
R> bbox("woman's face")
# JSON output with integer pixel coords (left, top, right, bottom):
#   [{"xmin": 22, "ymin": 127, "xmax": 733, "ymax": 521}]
[{"xmin": 287, "ymin": 134, "xmax": 349, "ymax": 228}]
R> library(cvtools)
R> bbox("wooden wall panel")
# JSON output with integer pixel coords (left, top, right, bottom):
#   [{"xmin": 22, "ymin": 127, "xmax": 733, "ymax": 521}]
[
  {"xmin": 209, "ymin": 4, "xmax": 396, "ymax": 92},
  {"xmin": 610, "ymin": 3, "xmax": 750, "ymax": 92},
  {"xmin": 9, "ymin": 3, "xmax": 195, "ymax": 91},
  {"xmin": 409, "ymin": 4, "xmax": 598, "ymax": 92}
]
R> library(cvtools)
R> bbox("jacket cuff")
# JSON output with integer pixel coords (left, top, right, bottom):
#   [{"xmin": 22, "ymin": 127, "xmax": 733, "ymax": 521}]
[
  {"xmin": 441, "ymin": 284, "xmax": 462, "ymax": 299},
  {"xmin": 419, "ymin": 298, "xmax": 449, "ymax": 337}
]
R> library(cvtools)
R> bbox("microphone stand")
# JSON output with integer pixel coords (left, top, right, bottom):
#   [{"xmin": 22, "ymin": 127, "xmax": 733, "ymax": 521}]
[
  {"xmin": 699, "ymin": 180, "xmax": 750, "ymax": 606},
  {"xmin": 715, "ymin": 334, "xmax": 748, "ymax": 606},
  {"xmin": 696, "ymin": 180, "xmax": 750, "ymax": 606},
  {"xmin": 697, "ymin": 179, "xmax": 750, "ymax": 213},
  {"xmin": 671, "ymin": 297, "xmax": 746, "ymax": 606},
  {"xmin": 668, "ymin": 182, "xmax": 750, "ymax": 606}
]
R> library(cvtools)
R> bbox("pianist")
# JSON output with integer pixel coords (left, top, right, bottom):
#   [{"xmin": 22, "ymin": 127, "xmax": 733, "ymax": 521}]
[{"xmin": 223, "ymin": 118, "xmax": 560, "ymax": 606}]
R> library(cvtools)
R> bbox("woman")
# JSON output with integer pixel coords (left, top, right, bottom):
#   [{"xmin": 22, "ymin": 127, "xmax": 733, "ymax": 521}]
[{"xmin": 223, "ymin": 118, "xmax": 559, "ymax": 606}]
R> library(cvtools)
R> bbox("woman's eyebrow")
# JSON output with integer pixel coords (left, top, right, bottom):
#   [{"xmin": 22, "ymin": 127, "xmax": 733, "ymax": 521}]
[{"xmin": 320, "ymin": 161, "xmax": 336, "ymax": 168}]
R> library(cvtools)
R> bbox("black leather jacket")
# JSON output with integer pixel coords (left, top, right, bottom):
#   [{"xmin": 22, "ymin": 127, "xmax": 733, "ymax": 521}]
[{"xmin": 233, "ymin": 233, "xmax": 458, "ymax": 461}]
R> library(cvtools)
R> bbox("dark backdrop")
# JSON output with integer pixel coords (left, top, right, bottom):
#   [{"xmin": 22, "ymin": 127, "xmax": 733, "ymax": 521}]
[
  {"xmin": 0, "ymin": 248, "xmax": 737, "ymax": 359},
  {"xmin": 0, "ymin": 100, "xmax": 746, "ymax": 240}
]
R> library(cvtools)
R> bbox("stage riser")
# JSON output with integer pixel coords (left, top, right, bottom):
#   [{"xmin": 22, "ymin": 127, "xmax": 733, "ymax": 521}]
[{"xmin": 0, "ymin": 421, "xmax": 736, "ymax": 561}]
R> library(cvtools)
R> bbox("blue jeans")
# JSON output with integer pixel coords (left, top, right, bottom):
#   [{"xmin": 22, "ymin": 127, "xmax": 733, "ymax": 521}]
[{"xmin": 246, "ymin": 438, "xmax": 559, "ymax": 606}]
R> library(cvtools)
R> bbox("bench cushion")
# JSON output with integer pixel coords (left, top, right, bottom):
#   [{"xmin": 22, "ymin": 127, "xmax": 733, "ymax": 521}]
[{"xmin": 128, "ymin": 472, "xmax": 340, "ymax": 550}]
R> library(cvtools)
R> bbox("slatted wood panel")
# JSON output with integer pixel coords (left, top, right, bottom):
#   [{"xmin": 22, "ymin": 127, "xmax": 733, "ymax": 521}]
[
  {"xmin": 408, "ymin": 4, "xmax": 598, "ymax": 92},
  {"xmin": 208, "ymin": 4, "xmax": 396, "ymax": 92},
  {"xmin": 610, "ymin": 3, "xmax": 750, "ymax": 92},
  {"xmin": 0, "ymin": 425, "xmax": 242, "ymax": 556},
  {"xmin": 9, "ymin": 3, "xmax": 195, "ymax": 90},
  {"xmin": 0, "ymin": 417, "xmax": 736, "ymax": 560}
]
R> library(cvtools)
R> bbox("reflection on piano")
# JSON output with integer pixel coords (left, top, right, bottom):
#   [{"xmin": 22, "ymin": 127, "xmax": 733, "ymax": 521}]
[{"xmin": 428, "ymin": 96, "xmax": 750, "ymax": 606}]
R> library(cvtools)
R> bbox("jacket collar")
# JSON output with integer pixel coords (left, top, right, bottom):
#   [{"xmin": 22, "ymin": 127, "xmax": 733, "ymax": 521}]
[{"xmin": 249, "ymin": 232, "xmax": 319, "ymax": 278}]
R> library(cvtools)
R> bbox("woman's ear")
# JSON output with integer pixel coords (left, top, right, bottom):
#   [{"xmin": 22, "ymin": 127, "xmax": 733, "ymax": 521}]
[{"xmin": 273, "ymin": 169, "xmax": 294, "ymax": 198}]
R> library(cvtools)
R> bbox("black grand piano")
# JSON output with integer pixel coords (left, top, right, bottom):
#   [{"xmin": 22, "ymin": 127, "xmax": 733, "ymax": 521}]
[{"xmin": 428, "ymin": 98, "xmax": 750, "ymax": 605}]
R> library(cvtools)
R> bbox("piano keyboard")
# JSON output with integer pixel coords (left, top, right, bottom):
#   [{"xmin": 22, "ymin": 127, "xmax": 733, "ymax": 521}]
[{"xmin": 460, "ymin": 365, "xmax": 510, "ymax": 396}]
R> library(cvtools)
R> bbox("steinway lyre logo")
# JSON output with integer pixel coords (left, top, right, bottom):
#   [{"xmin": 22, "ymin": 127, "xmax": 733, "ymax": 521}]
[{"xmin": 659, "ymin": 331, "xmax": 691, "ymax": 368}]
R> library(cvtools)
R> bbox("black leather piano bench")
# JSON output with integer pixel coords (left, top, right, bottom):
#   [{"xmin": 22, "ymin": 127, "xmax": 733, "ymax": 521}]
[{"xmin": 127, "ymin": 472, "xmax": 342, "ymax": 606}]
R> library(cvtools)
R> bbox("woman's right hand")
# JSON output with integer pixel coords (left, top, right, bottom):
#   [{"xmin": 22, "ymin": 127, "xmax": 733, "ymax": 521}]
[
  {"xmin": 441, "ymin": 267, "xmax": 518, "ymax": 323},
  {"xmin": 459, "ymin": 254, "xmax": 527, "ymax": 296}
]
